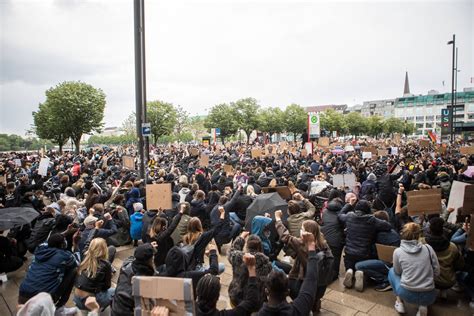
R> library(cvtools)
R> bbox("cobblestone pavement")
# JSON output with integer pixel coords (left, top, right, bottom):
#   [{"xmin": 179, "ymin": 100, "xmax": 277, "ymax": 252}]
[{"xmin": 1, "ymin": 244, "xmax": 471, "ymax": 315}]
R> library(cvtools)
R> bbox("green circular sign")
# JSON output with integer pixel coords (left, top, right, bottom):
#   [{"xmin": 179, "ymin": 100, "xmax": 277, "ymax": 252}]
[{"xmin": 311, "ymin": 115, "xmax": 318, "ymax": 124}]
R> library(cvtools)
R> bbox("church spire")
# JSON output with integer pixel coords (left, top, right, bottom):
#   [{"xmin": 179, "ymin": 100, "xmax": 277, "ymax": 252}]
[{"xmin": 403, "ymin": 71, "xmax": 411, "ymax": 96}]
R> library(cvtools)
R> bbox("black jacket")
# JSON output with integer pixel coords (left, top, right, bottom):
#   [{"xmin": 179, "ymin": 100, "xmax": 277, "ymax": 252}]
[
  {"xmin": 257, "ymin": 251, "xmax": 320, "ymax": 316},
  {"xmin": 197, "ymin": 277, "xmax": 260, "ymax": 316},
  {"xmin": 321, "ymin": 202, "xmax": 344, "ymax": 249},
  {"xmin": 338, "ymin": 204, "xmax": 392, "ymax": 258},
  {"xmin": 25, "ymin": 213, "xmax": 55, "ymax": 253},
  {"xmin": 141, "ymin": 210, "xmax": 158, "ymax": 242},
  {"xmin": 111, "ymin": 258, "xmax": 155, "ymax": 316},
  {"xmin": 149, "ymin": 213, "xmax": 182, "ymax": 267},
  {"xmin": 75, "ymin": 259, "xmax": 112, "ymax": 294}
]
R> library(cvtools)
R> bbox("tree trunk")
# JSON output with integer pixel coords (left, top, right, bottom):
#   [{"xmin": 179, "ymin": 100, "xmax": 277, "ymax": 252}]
[
  {"xmin": 58, "ymin": 143, "xmax": 63, "ymax": 154},
  {"xmin": 246, "ymin": 132, "xmax": 250, "ymax": 144},
  {"xmin": 74, "ymin": 136, "xmax": 82, "ymax": 155},
  {"xmin": 221, "ymin": 136, "xmax": 225, "ymax": 144}
]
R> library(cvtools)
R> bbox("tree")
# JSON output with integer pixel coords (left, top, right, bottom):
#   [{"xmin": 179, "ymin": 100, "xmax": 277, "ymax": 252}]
[
  {"xmin": 283, "ymin": 104, "xmax": 307, "ymax": 139},
  {"xmin": 259, "ymin": 107, "xmax": 285, "ymax": 140},
  {"xmin": 33, "ymin": 81, "xmax": 106, "ymax": 154},
  {"xmin": 383, "ymin": 117, "xmax": 405, "ymax": 135},
  {"xmin": 121, "ymin": 112, "xmax": 137, "ymax": 137},
  {"xmin": 403, "ymin": 121, "xmax": 416, "ymax": 136},
  {"xmin": 204, "ymin": 103, "xmax": 239, "ymax": 143},
  {"xmin": 320, "ymin": 109, "xmax": 346, "ymax": 136},
  {"xmin": 175, "ymin": 105, "xmax": 189, "ymax": 137},
  {"xmin": 187, "ymin": 116, "xmax": 208, "ymax": 141},
  {"xmin": 344, "ymin": 112, "xmax": 368, "ymax": 137},
  {"xmin": 33, "ymin": 101, "xmax": 69, "ymax": 153},
  {"xmin": 366, "ymin": 115, "xmax": 384, "ymax": 138},
  {"xmin": 146, "ymin": 101, "xmax": 178, "ymax": 146},
  {"xmin": 232, "ymin": 98, "xmax": 261, "ymax": 144}
]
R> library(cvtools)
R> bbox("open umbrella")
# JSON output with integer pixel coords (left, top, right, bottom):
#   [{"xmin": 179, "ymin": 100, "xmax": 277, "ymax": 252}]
[
  {"xmin": 0, "ymin": 207, "xmax": 39, "ymax": 230},
  {"xmin": 245, "ymin": 192, "xmax": 288, "ymax": 230},
  {"xmin": 331, "ymin": 146, "xmax": 345, "ymax": 155}
]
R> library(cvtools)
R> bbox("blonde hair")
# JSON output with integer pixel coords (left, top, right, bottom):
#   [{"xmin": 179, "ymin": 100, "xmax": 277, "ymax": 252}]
[
  {"xmin": 183, "ymin": 217, "xmax": 203, "ymax": 245},
  {"xmin": 401, "ymin": 223, "xmax": 421, "ymax": 241},
  {"xmin": 78, "ymin": 238, "xmax": 108, "ymax": 278},
  {"xmin": 246, "ymin": 185, "xmax": 257, "ymax": 197}
]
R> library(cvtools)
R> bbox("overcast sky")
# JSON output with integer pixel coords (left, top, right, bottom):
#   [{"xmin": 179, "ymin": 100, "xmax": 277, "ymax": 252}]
[{"xmin": 1, "ymin": 0, "xmax": 473, "ymax": 135}]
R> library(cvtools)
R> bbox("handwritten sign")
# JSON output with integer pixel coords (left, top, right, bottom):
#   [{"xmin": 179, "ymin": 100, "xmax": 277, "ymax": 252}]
[{"xmin": 406, "ymin": 188, "xmax": 441, "ymax": 215}]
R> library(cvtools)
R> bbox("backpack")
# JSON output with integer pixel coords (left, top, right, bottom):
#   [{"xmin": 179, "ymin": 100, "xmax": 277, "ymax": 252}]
[
  {"xmin": 166, "ymin": 244, "xmax": 196, "ymax": 273},
  {"xmin": 25, "ymin": 217, "xmax": 56, "ymax": 253}
]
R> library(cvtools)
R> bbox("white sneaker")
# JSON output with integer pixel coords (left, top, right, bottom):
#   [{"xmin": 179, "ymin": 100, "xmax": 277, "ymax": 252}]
[
  {"xmin": 343, "ymin": 269, "xmax": 354, "ymax": 288},
  {"xmin": 394, "ymin": 300, "xmax": 406, "ymax": 314},
  {"xmin": 416, "ymin": 305, "xmax": 427, "ymax": 316},
  {"xmin": 354, "ymin": 270, "xmax": 364, "ymax": 292}
]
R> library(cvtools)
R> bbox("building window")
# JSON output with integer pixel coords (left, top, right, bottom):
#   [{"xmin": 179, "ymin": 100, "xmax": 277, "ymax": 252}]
[
  {"xmin": 416, "ymin": 116, "xmax": 424, "ymax": 121},
  {"xmin": 468, "ymin": 114, "xmax": 474, "ymax": 120},
  {"xmin": 425, "ymin": 123, "xmax": 433, "ymax": 128},
  {"xmin": 416, "ymin": 123, "xmax": 424, "ymax": 129},
  {"xmin": 425, "ymin": 116, "xmax": 434, "ymax": 121},
  {"xmin": 406, "ymin": 117, "xmax": 414, "ymax": 122}
]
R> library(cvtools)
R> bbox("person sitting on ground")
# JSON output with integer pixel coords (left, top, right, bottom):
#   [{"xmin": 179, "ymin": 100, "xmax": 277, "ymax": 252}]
[
  {"xmin": 147, "ymin": 205, "xmax": 183, "ymax": 269},
  {"xmin": 18, "ymin": 233, "xmax": 79, "ymax": 314},
  {"xmin": 354, "ymin": 210, "xmax": 400, "ymax": 292},
  {"xmin": 275, "ymin": 211, "xmax": 334, "ymax": 314},
  {"xmin": 74, "ymin": 238, "xmax": 115, "ymax": 311},
  {"xmin": 320, "ymin": 198, "xmax": 345, "ymax": 280},
  {"xmin": 130, "ymin": 202, "xmax": 145, "ymax": 246},
  {"xmin": 111, "ymin": 243, "xmax": 157, "ymax": 316},
  {"xmin": 421, "ymin": 216, "xmax": 464, "ymax": 297},
  {"xmin": 196, "ymin": 253, "xmax": 261, "ymax": 315},
  {"xmin": 78, "ymin": 213, "xmax": 117, "ymax": 262},
  {"xmin": 286, "ymin": 192, "xmax": 316, "ymax": 237},
  {"xmin": 257, "ymin": 231, "xmax": 322, "ymax": 315},
  {"xmin": 227, "ymin": 231, "xmax": 272, "ymax": 307},
  {"xmin": 338, "ymin": 197, "xmax": 392, "ymax": 290},
  {"xmin": 171, "ymin": 202, "xmax": 192, "ymax": 244},
  {"xmin": 0, "ymin": 232, "xmax": 24, "ymax": 274},
  {"xmin": 388, "ymin": 223, "xmax": 440, "ymax": 316}
]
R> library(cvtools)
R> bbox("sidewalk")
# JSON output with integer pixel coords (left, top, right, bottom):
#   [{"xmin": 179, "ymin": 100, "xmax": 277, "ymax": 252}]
[{"xmin": 1, "ymin": 244, "xmax": 471, "ymax": 315}]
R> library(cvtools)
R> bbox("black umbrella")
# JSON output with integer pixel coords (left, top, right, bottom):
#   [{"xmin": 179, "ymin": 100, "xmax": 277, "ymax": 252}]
[
  {"xmin": 0, "ymin": 207, "xmax": 39, "ymax": 230},
  {"xmin": 245, "ymin": 192, "xmax": 288, "ymax": 231}
]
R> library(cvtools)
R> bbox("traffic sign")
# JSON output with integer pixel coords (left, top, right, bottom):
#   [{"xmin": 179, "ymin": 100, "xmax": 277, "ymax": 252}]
[{"xmin": 142, "ymin": 123, "xmax": 151, "ymax": 137}]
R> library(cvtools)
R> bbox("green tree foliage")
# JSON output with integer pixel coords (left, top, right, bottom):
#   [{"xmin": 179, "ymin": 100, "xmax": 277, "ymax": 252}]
[
  {"xmin": 33, "ymin": 81, "xmax": 106, "ymax": 154},
  {"xmin": 283, "ymin": 104, "xmax": 307, "ymax": 138},
  {"xmin": 344, "ymin": 112, "xmax": 368, "ymax": 137},
  {"xmin": 204, "ymin": 104, "xmax": 239, "ymax": 143},
  {"xmin": 259, "ymin": 107, "xmax": 285, "ymax": 138},
  {"xmin": 0, "ymin": 134, "xmax": 54, "ymax": 152},
  {"xmin": 186, "ymin": 116, "xmax": 208, "ymax": 141},
  {"xmin": 383, "ymin": 117, "xmax": 405, "ymax": 135},
  {"xmin": 233, "ymin": 98, "xmax": 261, "ymax": 144},
  {"xmin": 320, "ymin": 109, "xmax": 347, "ymax": 136},
  {"xmin": 366, "ymin": 116, "xmax": 384, "ymax": 138},
  {"xmin": 146, "ymin": 101, "xmax": 178, "ymax": 146},
  {"xmin": 403, "ymin": 121, "xmax": 417, "ymax": 136},
  {"xmin": 88, "ymin": 134, "xmax": 134, "ymax": 146}
]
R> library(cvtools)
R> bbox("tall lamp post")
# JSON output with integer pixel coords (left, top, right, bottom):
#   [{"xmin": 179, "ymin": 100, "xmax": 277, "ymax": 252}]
[
  {"xmin": 447, "ymin": 34, "xmax": 455, "ymax": 143},
  {"xmin": 134, "ymin": 0, "xmax": 147, "ymax": 179}
]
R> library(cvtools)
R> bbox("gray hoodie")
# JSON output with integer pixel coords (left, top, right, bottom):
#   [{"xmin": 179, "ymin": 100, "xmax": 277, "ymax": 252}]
[{"xmin": 393, "ymin": 240, "xmax": 440, "ymax": 292}]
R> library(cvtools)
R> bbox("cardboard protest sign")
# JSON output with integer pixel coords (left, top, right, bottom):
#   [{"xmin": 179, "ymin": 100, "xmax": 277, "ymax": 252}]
[
  {"xmin": 362, "ymin": 146, "xmax": 377, "ymax": 155},
  {"xmin": 362, "ymin": 152, "xmax": 372, "ymax": 159},
  {"xmin": 0, "ymin": 175, "xmax": 6, "ymax": 186},
  {"xmin": 146, "ymin": 183, "xmax": 172, "ymax": 210},
  {"xmin": 333, "ymin": 173, "xmax": 356, "ymax": 189},
  {"xmin": 393, "ymin": 133, "xmax": 401, "ymax": 144},
  {"xmin": 344, "ymin": 145, "xmax": 355, "ymax": 152},
  {"xmin": 419, "ymin": 139, "xmax": 430, "ymax": 148},
  {"xmin": 132, "ymin": 276, "xmax": 195, "ymax": 316},
  {"xmin": 223, "ymin": 164, "xmax": 234, "ymax": 175},
  {"xmin": 460, "ymin": 146, "xmax": 474, "ymax": 155},
  {"xmin": 14, "ymin": 159, "xmax": 21, "ymax": 167},
  {"xmin": 199, "ymin": 154, "xmax": 209, "ymax": 167},
  {"xmin": 304, "ymin": 142, "xmax": 313, "ymax": 155},
  {"xmin": 265, "ymin": 145, "xmax": 276, "ymax": 157},
  {"xmin": 122, "ymin": 156, "xmax": 135, "ymax": 170},
  {"xmin": 464, "ymin": 185, "xmax": 474, "ymax": 214},
  {"xmin": 376, "ymin": 244, "xmax": 397, "ymax": 263},
  {"xmin": 406, "ymin": 188, "xmax": 441, "ymax": 215},
  {"xmin": 251, "ymin": 148, "xmax": 263, "ymax": 158},
  {"xmin": 301, "ymin": 149, "xmax": 308, "ymax": 157},
  {"xmin": 377, "ymin": 149, "xmax": 389, "ymax": 156},
  {"xmin": 38, "ymin": 157, "xmax": 50, "ymax": 176},
  {"xmin": 262, "ymin": 186, "xmax": 292, "ymax": 200},
  {"xmin": 318, "ymin": 137, "xmax": 330, "ymax": 147},
  {"xmin": 189, "ymin": 148, "xmax": 199, "ymax": 157},
  {"xmin": 447, "ymin": 182, "xmax": 474, "ymax": 223}
]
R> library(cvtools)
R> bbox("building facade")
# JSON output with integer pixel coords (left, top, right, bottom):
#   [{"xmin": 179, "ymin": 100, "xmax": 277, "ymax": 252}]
[
  {"xmin": 394, "ymin": 88, "xmax": 474, "ymax": 136},
  {"xmin": 360, "ymin": 99, "xmax": 396, "ymax": 118}
]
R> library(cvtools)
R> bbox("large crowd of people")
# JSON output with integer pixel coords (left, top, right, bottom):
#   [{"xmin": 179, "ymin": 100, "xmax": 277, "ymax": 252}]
[{"xmin": 1, "ymin": 137, "xmax": 473, "ymax": 316}]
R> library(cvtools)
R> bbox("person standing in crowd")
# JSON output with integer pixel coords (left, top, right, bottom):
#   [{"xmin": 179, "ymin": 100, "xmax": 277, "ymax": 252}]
[{"xmin": 130, "ymin": 202, "xmax": 145, "ymax": 247}]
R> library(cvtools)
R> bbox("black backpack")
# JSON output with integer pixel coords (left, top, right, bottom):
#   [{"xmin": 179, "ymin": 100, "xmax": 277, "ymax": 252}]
[{"xmin": 165, "ymin": 244, "xmax": 195, "ymax": 273}]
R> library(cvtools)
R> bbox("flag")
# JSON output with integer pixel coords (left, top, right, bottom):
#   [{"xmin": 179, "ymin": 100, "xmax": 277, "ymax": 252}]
[{"xmin": 428, "ymin": 130, "xmax": 437, "ymax": 143}]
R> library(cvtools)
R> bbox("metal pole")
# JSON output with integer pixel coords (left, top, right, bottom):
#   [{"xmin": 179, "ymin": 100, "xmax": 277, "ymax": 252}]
[
  {"xmin": 134, "ymin": 0, "xmax": 145, "ymax": 179},
  {"xmin": 450, "ymin": 34, "xmax": 455, "ymax": 143},
  {"xmin": 454, "ymin": 47, "xmax": 458, "ymax": 139},
  {"xmin": 141, "ymin": 0, "xmax": 149, "ymax": 162}
]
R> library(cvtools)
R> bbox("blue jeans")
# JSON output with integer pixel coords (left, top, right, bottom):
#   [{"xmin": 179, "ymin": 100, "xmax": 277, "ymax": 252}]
[
  {"xmin": 355, "ymin": 259, "xmax": 389, "ymax": 285},
  {"xmin": 73, "ymin": 288, "xmax": 115, "ymax": 310},
  {"xmin": 230, "ymin": 212, "xmax": 243, "ymax": 226},
  {"xmin": 388, "ymin": 268, "xmax": 436, "ymax": 306}
]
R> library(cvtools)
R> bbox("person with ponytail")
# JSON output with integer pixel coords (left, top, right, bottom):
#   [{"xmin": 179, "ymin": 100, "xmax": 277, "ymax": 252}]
[
  {"xmin": 274, "ymin": 211, "xmax": 334, "ymax": 314},
  {"xmin": 74, "ymin": 238, "xmax": 115, "ymax": 311}
]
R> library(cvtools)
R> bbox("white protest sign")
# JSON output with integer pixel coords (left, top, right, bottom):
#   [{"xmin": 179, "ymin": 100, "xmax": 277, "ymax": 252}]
[
  {"xmin": 38, "ymin": 157, "xmax": 50, "ymax": 176},
  {"xmin": 14, "ymin": 159, "xmax": 22, "ymax": 167},
  {"xmin": 391, "ymin": 147, "xmax": 398, "ymax": 155},
  {"xmin": 362, "ymin": 152, "xmax": 372, "ymax": 159}
]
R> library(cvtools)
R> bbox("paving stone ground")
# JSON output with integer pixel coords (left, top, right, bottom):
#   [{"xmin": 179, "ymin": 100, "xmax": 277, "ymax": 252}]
[{"xmin": 1, "ymin": 244, "xmax": 472, "ymax": 315}]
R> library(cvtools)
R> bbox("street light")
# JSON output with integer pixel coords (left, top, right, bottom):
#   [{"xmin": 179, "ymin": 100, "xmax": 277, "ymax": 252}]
[{"xmin": 447, "ymin": 34, "xmax": 455, "ymax": 143}]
